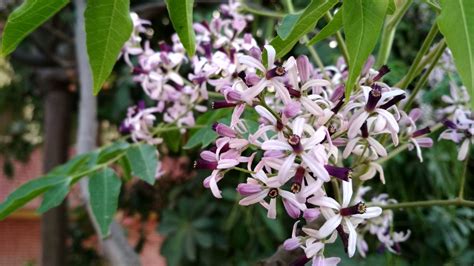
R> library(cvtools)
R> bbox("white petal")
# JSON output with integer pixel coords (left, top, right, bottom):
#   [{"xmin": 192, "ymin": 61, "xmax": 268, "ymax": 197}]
[
  {"xmin": 345, "ymin": 219, "xmax": 357, "ymax": 257},
  {"xmin": 458, "ymin": 139, "xmax": 470, "ymax": 161},
  {"xmin": 267, "ymin": 198, "xmax": 277, "ymax": 219},
  {"xmin": 239, "ymin": 190, "xmax": 267, "ymax": 205},
  {"xmin": 264, "ymin": 45, "xmax": 276, "ymax": 67},
  {"xmin": 343, "ymin": 137, "xmax": 360, "ymax": 159},
  {"xmin": 241, "ymin": 79, "xmax": 268, "ymax": 104},
  {"xmin": 217, "ymin": 159, "xmax": 239, "ymax": 169},
  {"xmin": 255, "ymin": 105, "xmax": 277, "ymax": 125},
  {"xmin": 300, "ymin": 79, "xmax": 331, "ymax": 91},
  {"xmin": 352, "ymin": 207, "xmax": 382, "ymax": 219},
  {"xmin": 341, "ymin": 179, "xmax": 353, "ymax": 208},
  {"xmin": 367, "ymin": 137, "xmax": 387, "ymax": 157},
  {"xmin": 308, "ymin": 196, "xmax": 341, "ymax": 210},
  {"xmin": 301, "ymin": 153, "xmax": 330, "ymax": 182},
  {"xmin": 209, "ymin": 173, "xmax": 222, "ymax": 198},
  {"xmin": 262, "ymin": 140, "xmax": 293, "ymax": 151},
  {"xmin": 304, "ymin": 242, "xmax": 324, "ymax": 258},
  {"xmin": 238, "ymin": 55, "xmax": 265, "ymax": 71},
  {"xmin": 303, "ymin": 126, "xmax": 327, "ymax": 148},
  {"xmin": 348, "ymin": 112, "xmax": 370, "ymax": 138},
  {"xmin": 292, "ymin": 117, "xmax": 306, "ymax": 137},
  {"xmin": 318, "ymin": 215, "xmax": 342, "ymax": 238},
  {"xmin": 375, "ymin": 108, "xmax": 399, "ymax": 133},
  {"xmin": 277, "ymin": 154, "xmax": 296, "ymax": 184}
]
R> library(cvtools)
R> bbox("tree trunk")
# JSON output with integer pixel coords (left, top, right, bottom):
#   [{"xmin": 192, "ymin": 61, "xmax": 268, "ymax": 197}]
[
  {"xmin": 40, "ymin": 69, "xmax": 72, "ymax": 266},
  {"xmin": 73, "ymin": 0, "xmax": 141, "ymax": 265}
]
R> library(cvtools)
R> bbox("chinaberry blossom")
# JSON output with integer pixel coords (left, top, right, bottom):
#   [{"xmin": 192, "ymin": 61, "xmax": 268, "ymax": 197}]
[
  {"xmin": 308, "ymin": 179, "xmax": 382, "ymax": 257},
  {"xmin": 117, "ymin": 1, "xmax": 454, "ymax": 263}
]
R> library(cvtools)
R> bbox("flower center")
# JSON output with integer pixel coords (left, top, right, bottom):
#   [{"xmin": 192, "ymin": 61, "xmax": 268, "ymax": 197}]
[
  {"xmin": 266, "ymin": 66, "xmax": 286, "ymax": 79},
  {"xmin": 276, "ymin": 66, "xmax": 286, "ymax": 75},
  {"xmin": 290, "ymin": 183, "xmax": 301, "ymax": 193},
  {"xmin": 288, "ymin": 134, "xmax": 304, "ymax": 153},
  {"xmin": 291, "ymin": 166, "xmax": 305, "ymax": 193},
  {"xmin": 340, "ymin": 202, "xmax": 367, "ymax": 216},
  {"xmin": 288, "ymin": 134, "xmax": 300, "ymax": 146},
  {"xmin": 365, "ymin": 85, "xmax": 382, "ymax": 112},
  {"xmin": 268, "ymin": 188, "xmax": 279, "ymax": 198}
]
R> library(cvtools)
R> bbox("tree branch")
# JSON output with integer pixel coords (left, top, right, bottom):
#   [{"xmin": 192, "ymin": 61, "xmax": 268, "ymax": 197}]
[{"xmin": 73, "ymin": 0, "xmax": 141, "ymax": 265}]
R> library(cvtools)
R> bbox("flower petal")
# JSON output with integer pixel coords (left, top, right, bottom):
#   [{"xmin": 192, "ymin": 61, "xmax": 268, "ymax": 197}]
[
  {"xmin": 318, "ymin": 214, "xmax": 342, "ymax": 238},
  {"xmin": 239, "ymin": 190, "xmax": 267, "ymax": 206},
  {"xmin": 345, "ymin": 219, "xmax": 357, "ymax": 257},
  {"xmin": 352, "ymin": 207, "xmax": 382, "ymax": 219},
  {"xmin": 308, "ymin": 196, "xmax": 341, "ymax": 210}
]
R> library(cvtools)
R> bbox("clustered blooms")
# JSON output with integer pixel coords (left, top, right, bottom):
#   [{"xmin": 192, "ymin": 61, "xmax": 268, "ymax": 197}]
[
  {"xmin": 118, "ymin": 1, "xmax": 470, "ymax": 264},
  {"xmin": 439, "ymin": 83, "xmax": 473, "ymax": 160}
]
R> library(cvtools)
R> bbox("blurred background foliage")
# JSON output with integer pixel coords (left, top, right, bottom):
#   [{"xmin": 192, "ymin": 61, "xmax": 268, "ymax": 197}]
[{"xmin": 0, "ymin": 0, "xmax": 473, "ymax": 265}]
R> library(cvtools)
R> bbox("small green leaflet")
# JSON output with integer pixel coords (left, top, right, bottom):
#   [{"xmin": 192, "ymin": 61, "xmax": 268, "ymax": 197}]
[
  {"xmin": 270, "ymin": 0, "xmax": 338, "ymax": 59},
  {"xmin": 89, "ymin": 168, "xmax": 122, "ymax": 237},
  {"xmin": 277, "ymin": 13, "xmax": 302, "ymax": 40},
  {"xmin": 37, "ymin": 178, "xmax": 72, "ymax": 214},
  {"xmin": 1, "ymin": 0, "xmax": 69, "ymax": 56},
  {"xmin": 438, "ymin": 0, "xmax": 474, "ymax": 109},
  {"xmin": 85, "ymin": 0, "xmax": 133, "ymax": 94},
  {"xmin": 166, "ymin": 0, "xmax": 196, "ymax": 57},
  {"xmin": 0, "ymin": 175, "xmax": 68, "ymax": 219},
  {"xmin": 96, "ymin": 140, "xmax": 130, "ymax": 164},
  {"xmin": 126, "ymin": 144, "xmax": 158, "ymax": 185},
  {"xmin": 387, "ymin": 0, "xmax": 396, "ymax": 15},
  {"xmin": 307, "ymin": 9, "xmax": 343, "ymax": 45},
  {"xmin": 343, "ymin": 0, "xmax": 388, "ymax": 98},
  {"xmin": 183, "ymin": 126, "xmax": 218, "ymax": 149}
]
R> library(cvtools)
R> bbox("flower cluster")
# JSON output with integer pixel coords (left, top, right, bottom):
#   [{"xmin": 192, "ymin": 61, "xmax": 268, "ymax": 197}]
[
  {"xmin": 117, "ymin": 1, "xmax": 473, "ymax": 264},
  {"xmin": 120, "ymin": 1, "xmax": 257, "ymax": 145},
  {"xmin": 192, "ymin": 41, "xmax": 427, "ymax": 262},
  {"xmin": 439, "ymin": 83, "xmax": 473, "ymax": 160}
]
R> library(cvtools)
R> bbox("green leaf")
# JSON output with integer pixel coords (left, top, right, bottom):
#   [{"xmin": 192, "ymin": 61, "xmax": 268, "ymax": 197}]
[
  {"xmin": 387, "ymin": 0, "xmax": 396, "ymax": 15},
  {"xmin": 270, "ymin": 0, "xmax": 338, "ymax": 59},
  {"xmin": 307, "ymin": 8, "xmax": 343, "ymax": 45},
  {"xmin": 0, "ymin": 175, "xmax": 67, "ymax": 219},
  {"xmin": 183, "ymin": 109, "xmax": 232, "ymax": 149},
  {"xmin": 85, "ymin": 0, "xmax": 133, "ymax": 94},
  {"xmin": 277, "ymin": 13, "xmax": 302, "ymax": 40},
  {"xmin": 0, "ymin": 0, "xmax": 69, "ymax": 55},
  {"xmin": 88, "ymin": 168, "xmax": 122, "ymax": 237},
  {"xmin": 96, "ymin": 141, "xmax": 129, "ymax": 164},
  {"xmin": 37, "ymin": 178, "xmax": 72, "ymax": 214},
  {"xmin": 343, "ymin": 0, "xmax": 388, "ymax": 97},
  {"xmin": 183, "ymin": 126, "xmax": 217, "ymax": 149},
  {"xmin": 165, "ymin": 0, "xmax": 195, "ymax": 57},
  {"xmin": 49, "ymin": 152, "xmax": 97, "ymax": 176},
  {"xmin": 438, "ymin": 0, "xmax": 474, "ymax": 109},
  {"xmin": 118, "ymin": 156, "xmax": 133, "ymax": 182},
  {"xmin": 126, "ymin": 144, "xmax": 158, "ymax": 185},
  {"xmin": 162, "ymin": 129, "xmax": 181, "ymax": 153}
]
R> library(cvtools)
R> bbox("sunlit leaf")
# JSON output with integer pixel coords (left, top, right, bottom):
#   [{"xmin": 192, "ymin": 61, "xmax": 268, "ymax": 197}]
[
  {"xmin": 37, "ymin": 178, "xmax": 72, "ymax": 214},
  {"xmin": 89, "ymin": 168, "xmax": 122, "ymax": 237},
  {"xmin": 1, "ymin": 0, "xmax": 69, "ymax": 55},
  {"xmin": 270, "ymin": 0, "xmax": 338, "ymax": 58},
  {"xmin": 307, "ymin": 8, "xmax": 343, "ymax": 45},
  {"xmin": 126, "ymin": 144, "xmax": 158, "ymax": 185},
  {"xmin": 343, "ymin": 0, "xmax": 388, "ymax": 97},
  {"xmin": 85, "ymin": 0, "xmax": 133, "ymax": 94},
  {"xmin": 277, "ymin": 13, "xmax": 302, "ymax": 40},
  {"xmin": 0, "ymin": 175, "xmax": 67, "ymax": 219},
  {"xmin": 438, "ymin": 0, "xmax": 474, "ymax": 109},
  {"xmin": 165, "ymin": 0, "xmax": 196, "ymax": 56}
]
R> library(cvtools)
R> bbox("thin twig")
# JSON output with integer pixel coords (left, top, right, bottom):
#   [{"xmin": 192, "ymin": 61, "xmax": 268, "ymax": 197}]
[
  {"xmin": 403, "ymin": 40, "xmax": 446, "ymax": 111},
  {"xmin": 380, "ymin": 198, "xmax": 474, "ymax": 210},
  {"xmin": 458, "ymin": 150, "xmax": 470, "ymax": 199}
]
